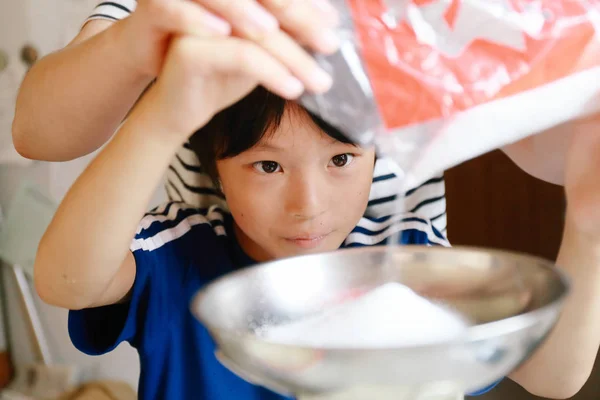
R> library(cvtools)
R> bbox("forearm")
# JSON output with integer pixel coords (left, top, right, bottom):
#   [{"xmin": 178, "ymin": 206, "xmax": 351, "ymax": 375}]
[
  {"xmin": 510, "ymin": 216, "xmax": 600, "ymax": 398},
  {"xmin": 35, "ymin": 93, "xmax": 181, "ymax": 309},
  {"xmin": 13, "ymin": 19, "xmax": 152, "ymax": 161},
  {"xmin": 501, "ymin": 114, "xmax": 600, "ymax": 186},
  {"xmin": 501, "ymin": 126, "xmax": 568, "ymax": 186}
]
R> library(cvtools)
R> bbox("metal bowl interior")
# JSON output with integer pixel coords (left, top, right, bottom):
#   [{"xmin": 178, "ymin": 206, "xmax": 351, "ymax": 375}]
[{"xmin": 191, "ymin": 245, "xmax": 569, "ymax": 396}]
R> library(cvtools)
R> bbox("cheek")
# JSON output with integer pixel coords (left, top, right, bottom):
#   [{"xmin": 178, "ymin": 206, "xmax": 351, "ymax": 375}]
[
  {"xmin": 340, "ymin": 160, "xmax": 374, "ymax": 202},
  {"xmin": 227, "ymin": 190, "xmax": 265, "ymax": 222},
  {"xmin": 333, "ymin": 162, "xmax": 374, "ymax": 225},
  {"xmin": 223, "ymin": 180, "xmax": 278, "ymax": 233}
]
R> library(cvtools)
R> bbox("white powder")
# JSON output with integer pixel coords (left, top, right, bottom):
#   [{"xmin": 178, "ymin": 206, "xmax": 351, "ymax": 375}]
[{"xmin": 264, "ymin": 282, "xmax": 470, "ymax": 348}]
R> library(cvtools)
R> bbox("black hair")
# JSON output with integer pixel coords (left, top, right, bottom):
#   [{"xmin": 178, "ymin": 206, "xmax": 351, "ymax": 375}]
[{"xmin": 189, "ymin": 86, "xmax": 353, "ymax": 186}]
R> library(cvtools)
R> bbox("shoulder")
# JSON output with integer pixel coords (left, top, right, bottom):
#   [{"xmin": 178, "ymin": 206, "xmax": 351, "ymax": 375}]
[
  {"xmin": 344, "ymin": 212, "xmax": 450, "ymax": 248},
  {"xmin": 130, "ymin": 202, "xmax": 229, "ymax": 253},
  {"xmin": 166, "ymin": 143, "xmax": 228, "ymax": 209},
  {"xmin": 368, "ymin": 158, "xmax": 447, "ymax": 234}
]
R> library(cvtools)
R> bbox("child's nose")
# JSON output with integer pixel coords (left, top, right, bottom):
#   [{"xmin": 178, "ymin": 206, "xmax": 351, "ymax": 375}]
[{"xmin": 285, "ymin": 175, "xmax": 327, "ymax": 220}]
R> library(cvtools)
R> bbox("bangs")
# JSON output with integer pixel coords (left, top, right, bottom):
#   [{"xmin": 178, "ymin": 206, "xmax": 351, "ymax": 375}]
[{"xmin": 189, "ymin": 86, "xmax": 354, "ymax": 185}]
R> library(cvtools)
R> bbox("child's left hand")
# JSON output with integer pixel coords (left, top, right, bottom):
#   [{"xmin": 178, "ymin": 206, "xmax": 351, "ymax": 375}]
[{"xmin": 564, "ymin": 121, "xmax": 600, "ymax": 241}]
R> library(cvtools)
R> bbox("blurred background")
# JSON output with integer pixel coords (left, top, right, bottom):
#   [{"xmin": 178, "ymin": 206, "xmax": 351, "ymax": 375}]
[
  {"xmin": 0, "ymin": 1, "xmax": 597, "ymax": 399},
  {"xmin": 0, "ymin": 1, "xmax": 164, "ymax": 398}
]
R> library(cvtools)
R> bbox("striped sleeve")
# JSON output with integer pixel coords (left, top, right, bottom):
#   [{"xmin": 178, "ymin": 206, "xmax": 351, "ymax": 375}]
[
  {"xmin": 69, "ymin": 201, "xmax": 224, "ymax": 356},
  {"xmin": 86, "ymin": 0, "xmax": 136, "ymax": 23},
  {"xmin": 130, "ymin": 202, "xmax": 227, "ymax": 253},
  {"xmin": 344, "ymin": 213, "xmax": 450, "ymax": 248}
]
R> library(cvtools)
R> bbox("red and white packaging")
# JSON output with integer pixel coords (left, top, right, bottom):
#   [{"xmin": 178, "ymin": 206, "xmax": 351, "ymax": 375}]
[{"xmin": 300, "ymin": 0, "xmax": 600, "ymax": 187}]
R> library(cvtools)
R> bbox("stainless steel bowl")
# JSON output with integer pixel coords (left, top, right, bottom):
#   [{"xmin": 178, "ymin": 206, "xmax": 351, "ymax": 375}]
[{"xmin": 191, "ymin": 246, "xmax": 569, "ymax": 399}]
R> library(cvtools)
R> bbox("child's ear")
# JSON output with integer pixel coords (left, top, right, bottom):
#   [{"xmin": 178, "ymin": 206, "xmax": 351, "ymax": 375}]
[{"xmin": 217, "ymin": 179, "xmax": 225, "ymax": 198}]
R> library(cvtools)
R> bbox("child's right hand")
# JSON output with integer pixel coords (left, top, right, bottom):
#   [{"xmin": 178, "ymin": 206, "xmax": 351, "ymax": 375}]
[
  {"xmin": 141, "ymin": 33, "xmax": 314, "ymax": 143},
  {"xmin": 124, "ymin": 0, "xmax": 340, "ymax": 93}
]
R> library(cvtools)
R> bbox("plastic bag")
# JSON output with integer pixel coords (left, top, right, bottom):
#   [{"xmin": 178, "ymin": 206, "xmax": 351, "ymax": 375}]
[{"xmin": 299, "ymin": 0, "xmax": 600, "ymax": 187}]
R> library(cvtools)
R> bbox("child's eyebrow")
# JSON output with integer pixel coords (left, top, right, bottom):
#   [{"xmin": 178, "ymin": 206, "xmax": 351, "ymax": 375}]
[
  {"xmin": 326, "ymin": 137, "xmax": 360, "ymax": 149},
  {"xmin": 251, "ymin": 142, "xmax": 285, "ymax": 152}
]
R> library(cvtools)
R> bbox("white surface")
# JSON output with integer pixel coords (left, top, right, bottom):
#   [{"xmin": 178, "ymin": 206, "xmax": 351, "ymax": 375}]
[
  {"xmin": 265, "ymin": 283, "xmax": 469, "ymax": 348},
  {"xmin": 0, "ymin": 0, "xmax": 99, "ymax": 165},
  {"xmin": 0, "ymin": 0, "xmax": 30, "ymax": 166},
  {"xmin": 0, "ymin": 159, "xmax": 166, "ymax": 390},
  {"xmin": 0, "ymin": 182, "xmax": 57, "ymax": 277}
]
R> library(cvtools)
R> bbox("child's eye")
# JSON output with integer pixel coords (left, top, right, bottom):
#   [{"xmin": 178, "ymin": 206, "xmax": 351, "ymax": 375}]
[
  {"xmin": 329, "ymin": 154, "xmax": 354, "ymax": 168},
  {"xmin": 252, "ymin": 161, "xmax": 281, "ymax": 174}
]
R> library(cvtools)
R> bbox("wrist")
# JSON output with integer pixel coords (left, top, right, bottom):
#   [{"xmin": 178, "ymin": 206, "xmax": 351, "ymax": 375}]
[
  {"xmin": 119, "ymin": 88, "xmax": 188, "ymax": 153},
  {"xmin": 109, "ymin": 17, "xmax": 157, "ymax": 82},
  {"xmin": 562, "ymin": 213, "xmax": 600, "ymax": 256}
]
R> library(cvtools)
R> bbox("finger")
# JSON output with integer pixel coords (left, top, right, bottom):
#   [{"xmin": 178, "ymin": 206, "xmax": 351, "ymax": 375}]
[
  {"xmin": 260, "ymin": 0, "xmax": 340, "ymax": 54},
  {"xmin": 148, "ymin": 0, "xmax": 232, "ymax": 36},
  {"xmin": 199, "ymin": 38, "xmax": 306, "ymax": 100},
  {"xmin": 255, "ymin": 29, "xmax": 333, "ymax": 93},
  {"xmin": 195, "ymin": 0, "xmax": 280, "ymax": 40},
  {"xmin": 164, "ymin": 1, "xmax": 336, "ymax": 87}
]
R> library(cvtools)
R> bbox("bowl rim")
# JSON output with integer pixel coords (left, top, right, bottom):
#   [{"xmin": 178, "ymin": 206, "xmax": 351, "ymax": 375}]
[{"xmin": 190, "ymin": 245, "xmax": 570, "ymax": 352}]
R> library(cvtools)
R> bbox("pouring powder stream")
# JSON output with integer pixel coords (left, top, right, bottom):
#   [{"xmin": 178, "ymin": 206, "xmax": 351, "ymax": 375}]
[{"xmin": 380, "ymin": 158, "xmax": 411, "ymax": 277}]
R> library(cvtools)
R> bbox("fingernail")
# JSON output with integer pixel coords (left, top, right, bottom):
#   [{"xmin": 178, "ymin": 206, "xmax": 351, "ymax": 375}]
[
  {"xmin": 310, "ymin": 68, "xmax": 333, "ymax": 92},
  {"xmin": 317, "ymin": 30, "xmax": 341, "ymax": 54},
  {"xmin": 203, "ymin": 13, "xmax": 232, "ymax": 35},
  {"xmin": 269, "ymin": 0, "xmax": 290, "ymax": 10},
  {"xmin": 312, "ymin": 0, "xmax": 340, "ymax": 21},
  {"xmin": 248, "ymin": 4, "xmax": 279, "ymax": 31},
  {"xmin": 282, "ymin": 77, "xmax": 305, "ymax": 98}
]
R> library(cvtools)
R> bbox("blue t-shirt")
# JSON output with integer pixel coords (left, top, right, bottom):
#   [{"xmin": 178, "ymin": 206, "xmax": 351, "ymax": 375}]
[{"xmin": 69, "ymin": 202, "xmax": 497, "ymax": 399}]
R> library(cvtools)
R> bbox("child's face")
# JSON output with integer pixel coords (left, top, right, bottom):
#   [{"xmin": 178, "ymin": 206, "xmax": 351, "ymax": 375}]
[{"xmin": 217, "ymin": 108, "xmax": 376, "ymax": 262}]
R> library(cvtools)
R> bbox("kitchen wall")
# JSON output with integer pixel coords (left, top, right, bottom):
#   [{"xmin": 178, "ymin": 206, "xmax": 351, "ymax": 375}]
[
  {"xmin": 0, "ymin": 0, "xmax": 160, "ymax": 391},
  {"xmin": 0, "ymin": 158, "xmax": 165, "ymax": 390}
]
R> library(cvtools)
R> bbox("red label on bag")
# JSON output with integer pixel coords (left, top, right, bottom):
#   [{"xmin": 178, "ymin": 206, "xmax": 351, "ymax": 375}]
[{"xmin": 347, "ymin": 0, "xmax": 598, "ymax": 129}]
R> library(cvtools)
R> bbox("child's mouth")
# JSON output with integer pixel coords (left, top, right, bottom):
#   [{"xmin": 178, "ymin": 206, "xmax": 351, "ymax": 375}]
[{"xmin": 284, "ymin": 233, "xmax": 331, "ymax": 249}]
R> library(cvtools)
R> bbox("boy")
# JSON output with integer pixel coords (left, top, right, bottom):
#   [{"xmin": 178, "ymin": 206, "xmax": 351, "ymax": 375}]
[{"xmin": 34, "ymin": 26, "xmax": 600, "ymax": 399}]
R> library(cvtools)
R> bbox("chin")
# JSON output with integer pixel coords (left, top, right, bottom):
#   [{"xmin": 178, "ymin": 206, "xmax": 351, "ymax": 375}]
[{"xmin": 275, "ymin": 239, "xmax": 342, "ymax": 259}]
